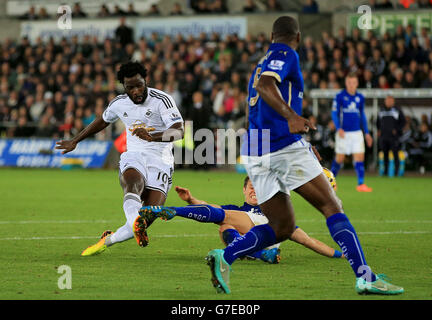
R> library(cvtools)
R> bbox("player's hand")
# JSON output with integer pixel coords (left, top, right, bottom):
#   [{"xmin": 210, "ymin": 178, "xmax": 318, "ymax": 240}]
[
  {"xmin": 287, "ymin": 114, "xmax": 316, "ymax": 134},
  {"xmin": 55, "ymin": 140, "xmax": 77, "ymax": 154},
  {"xmin": 338, "ymin": 129, "xmax": 345, "ymax": 138},
  {"xmin": 132, "ymin": 127, "xmax": 155, "ymax": 142},
  {"xmin": 365, "ymin": 133, "xmax": 373, "ymax": 148},
  {"xmin": 175, "ymin": 186, "xmax": 192, "ymax": 202}
]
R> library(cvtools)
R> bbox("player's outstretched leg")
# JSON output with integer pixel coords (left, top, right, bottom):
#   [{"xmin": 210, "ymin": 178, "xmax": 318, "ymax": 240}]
[
  {"xmin": 205, "ymin": 249, "xmax": 232, "ymax": 294},
  {"xmin": 139, "ymin": 206, "xmax": 177, "ymax": 221},
  {"xmin": 140, "ymin": 204, "xmax": 225, "ymax": 223},
  {"xmin": 132, "ymin": 216, "xmax": 149, "ymax": 247},
  {"xmin": 222, "ymin": 228, "xmax": 281, "ymax": 264},
  {"xmin": 81, "ymin": 230, "xmax": 113, "ymax": 256},
  {"xmin": 297, "ymin": 174, "xmax": 403, "ymax": 295}
]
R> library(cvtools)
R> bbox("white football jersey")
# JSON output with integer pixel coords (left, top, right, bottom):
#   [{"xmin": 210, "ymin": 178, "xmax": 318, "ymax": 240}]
[{"xmin": 102, "ymin": 88, "xmax": 184, "ymax": 156}]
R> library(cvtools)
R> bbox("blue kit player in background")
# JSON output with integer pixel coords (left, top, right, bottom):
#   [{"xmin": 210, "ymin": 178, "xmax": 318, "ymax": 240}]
[
  {"xmin": 202, "ymin": 16, "xmax": 403, "ymax": 295},
  {"xmin": 331, "ymin": 73, "xmax": 373, "ymax": 192}
]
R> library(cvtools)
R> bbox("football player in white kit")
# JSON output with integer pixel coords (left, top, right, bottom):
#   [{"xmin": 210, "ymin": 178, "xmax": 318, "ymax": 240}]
[{"xmin": 55, "ymin": 62, "xmax": 184, "ymax": 255}]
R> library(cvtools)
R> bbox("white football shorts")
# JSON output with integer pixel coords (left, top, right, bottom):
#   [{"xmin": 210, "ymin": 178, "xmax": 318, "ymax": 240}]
[
  {"xmin": 335, "ymin": 130, "xmax": 365, "ymax": 155},
  {"xmin": 119, "ymin": 150, "xmax": 173, "ymax": 196},
  {"xmin": 242, "ymin": 138, "xmax": 323, "ymax": 205}
]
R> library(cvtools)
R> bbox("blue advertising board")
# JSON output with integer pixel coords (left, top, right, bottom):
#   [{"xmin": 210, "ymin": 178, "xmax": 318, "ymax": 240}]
[{"xmin": 0, "ymin": 138, "xmax": 112, "ymax": 168}]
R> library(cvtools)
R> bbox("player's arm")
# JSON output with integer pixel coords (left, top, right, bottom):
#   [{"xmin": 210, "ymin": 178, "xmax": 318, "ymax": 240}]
[
  {"xmin": 132, "ymin": 122, "xmax": 184, "ymax": 142},
  {"xmin": 256, "ymin": 75, "xmax": 315, "ymax": 134},
  {"xmin": 291, "ymin": 227, "xmax": 344, "ymax": 258},
  {"xmin": 175, "ymin": 186, "xmax": 222, "ymax": 208},
  {"xmin": 359, "ymin": 97, "xmax": 373, "ymax": 147},
  {"xmin": 331, "ymin": 95, "xmax": 344, "ymax": 138},
  {"xmin": 55, "ymin": 116, "xmax": 110, "ymax": 154}
]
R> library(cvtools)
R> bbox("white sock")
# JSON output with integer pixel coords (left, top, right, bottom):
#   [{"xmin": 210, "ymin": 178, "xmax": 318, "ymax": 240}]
[
  {"xmin": 123, "ymin": 192, "xmax": 142, "ymax": 229},
  {"xmin": 103, "ymin": 192, "xmax": 142, "ymax": 247},
  {"xmin": 107, "ymin": 224, "xmax": 133, "ymax": 246}
]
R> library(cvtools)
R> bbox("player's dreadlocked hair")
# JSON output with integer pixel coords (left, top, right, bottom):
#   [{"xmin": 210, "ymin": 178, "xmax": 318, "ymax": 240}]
[{"xmin": 117, "ymin": 61, "xmax": 148, "ymax": 84}]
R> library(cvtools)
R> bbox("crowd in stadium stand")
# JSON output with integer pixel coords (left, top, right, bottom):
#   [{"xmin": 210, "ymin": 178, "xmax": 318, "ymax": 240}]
[
  {"xmin": 13, "ymin": 0, "xmax": 432, "ymax": 19},
  {"xmin": 1, "ymin": 3, "xmax": 432, "ymax": 170}
]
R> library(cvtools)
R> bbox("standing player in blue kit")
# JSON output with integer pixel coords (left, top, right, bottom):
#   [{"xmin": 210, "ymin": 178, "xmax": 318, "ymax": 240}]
[
  {"xmin": 204, "ymin": 16, "xmax": 403, "ymax": 295},
  {"xmin": 330, "ymin": 73, "xmax": 373, "ymax": 192}
]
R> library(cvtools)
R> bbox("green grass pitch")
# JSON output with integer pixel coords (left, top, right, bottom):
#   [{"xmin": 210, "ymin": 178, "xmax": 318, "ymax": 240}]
[{"xmin": 0, "ymin": 168, "xmax": 431, "ymax": 300}]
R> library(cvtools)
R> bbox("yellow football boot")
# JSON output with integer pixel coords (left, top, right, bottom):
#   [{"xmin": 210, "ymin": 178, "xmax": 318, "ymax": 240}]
[{"xmin": 81, "ymin": 230, "xmax": 112, "ymax": 256}]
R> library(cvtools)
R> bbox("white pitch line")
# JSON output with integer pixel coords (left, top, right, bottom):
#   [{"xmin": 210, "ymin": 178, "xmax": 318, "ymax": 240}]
[
  {"xmin": 1, "ymin": 219, "xmax": 432, "ymax": 224},
  {"xmin": 0, "ymin": 220, "xmax": 120, "ymax": 224},
  {"xmin": 0, "ymin": 230, "xmax": 431, "ymax": 241}
]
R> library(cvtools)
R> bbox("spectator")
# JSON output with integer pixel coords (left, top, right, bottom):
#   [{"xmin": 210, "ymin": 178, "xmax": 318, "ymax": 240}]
[
  {"xmin": 20, "ymin": 6, "xmax": 38, "ymax": 20},
  {"xmin": 147, "ymin": 4, "xmax": 161, "ymax": 16},
  {"xmin": 170, "ymin": 2, "xmax": 184, "ymax": 15},
  {"xmin": 113, "ymin": 4, "xmax": 126, "ymax": 16},
  {"xmin": 115, "ymin": 17, "xmax": 134, "ymax": 46},
  {"xmin": 411, "ymin": 122, "xmax": 432, "ymax": 173},
  {"xmin": 38, "ymin": 7, "xmax": 50, "ymax": 19},
  {"xmin": 373, "ymin": 0, "xmax": 394, "ymax": 9},
  {"xmin": 418, "ymin": 0, "xmax": 432, "ymax": 8},
  {"xmin": 72, "ymin": 2, "xmax": 87, "ymax": 18},
  {"xmin": 265, "ymin": 0, "xmax": 283, "ymax": 11},
  {"xmin": 421, "ymin": 69, "xmax": 432, "ymax": 88},
  {"xmin": 97, "ymin": 5, "xmax": 111, "ymax": 17},
  {"xmin": 302, "ymin": 0, "xmax": 319, "ymax": 13},
  {"xmin": 13, "ymin": 116, "xmax": 34, "ymax": 137},
  {"xmin": 191, "ymin": 0, "xmax": 212, "ymax": 14},
  {"xmin": 210, "ymin": 0, "xmax": 229, "ymax": 13},
  {"xmin": 126, "ymin": 3, "xmax": 139, "ymax": 16},
  {"xmin": 365, "ymin": 48, "xmax": 386, "ymax": 77},
  {"xmin": 35, "ymin": 114, "xmax": 57, "ymax": 137},
  {"xmin": 243, "ymin": 0, "xmax": 259, "ymax": 12}
]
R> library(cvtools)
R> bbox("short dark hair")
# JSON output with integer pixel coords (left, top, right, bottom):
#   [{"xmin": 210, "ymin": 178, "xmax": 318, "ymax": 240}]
[
  {"xmin": 272, "ymin": 16, "xmax": 299, "ymax": 40},
  {"xmin": 117, "ymin": 61, "xmax": 148, "ymax": 84},
  {"xmin": 346, "ymin": 71, "xmax": 358, "ymax": 79},
  {"xmin": 243, "ymin": 176, "xmax": 250, "ymax": 188}
]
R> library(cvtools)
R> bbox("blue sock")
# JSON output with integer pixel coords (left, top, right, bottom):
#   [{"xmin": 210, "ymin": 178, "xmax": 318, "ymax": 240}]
[
  {"xmin": 331, "ymin": 160, "xmax": 341, "ymax": 177},
  {"xmin": 333, "ymin": 250, "xmax": 343, "ymax": 258},
  {"xmin": 222, "ymin": 228, "xmax": 266, "ymax": 260},
  {"xmin": 354, "ymin": 161, "xmax": 365, "ymax": 185},
  {"xmin": 326, "ymin": 213, "xmax": 376, "ymax": 282},
  {"xmin": 221, "ymin": 229, "xmax": 240, "ymax": 245},
  {"xmin": 223, "ymin": 224, "xmax": 277, "ymax": 265},
  {"xmin": 173, "ymin": 205, "xmax": 225, "ymax": 223}
]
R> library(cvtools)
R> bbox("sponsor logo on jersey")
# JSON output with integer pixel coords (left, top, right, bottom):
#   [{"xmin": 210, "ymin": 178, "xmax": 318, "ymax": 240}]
[{"xmin": 268, "ymin": 60, "xmax": 285, "ymax": 71}]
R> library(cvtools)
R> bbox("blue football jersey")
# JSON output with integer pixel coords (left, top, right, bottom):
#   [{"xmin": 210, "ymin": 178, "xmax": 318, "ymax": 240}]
[
  {"xmin": 242, "ymin": 42, "xmax": 304, "ymax": 156},
  {"xmin": 221, "ymin": 202, "xmax": 264, "ymax": 216},
  {"xmin": 331, "ymin": 89, "xmax": 369, "ymax": 133}
]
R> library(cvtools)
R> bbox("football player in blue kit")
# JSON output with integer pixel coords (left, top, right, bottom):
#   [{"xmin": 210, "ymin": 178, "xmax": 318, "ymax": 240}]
[
  {"xmin": 331, "ymin": 73, "xmax": 373, "ymax": 192},
  {"xmin": 201, "ymin": 16, "xmax": 403, "ymax": 295},
  {"xmin": 139, "ymin": 176, "xmax": 344, "ymax": 264}
]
